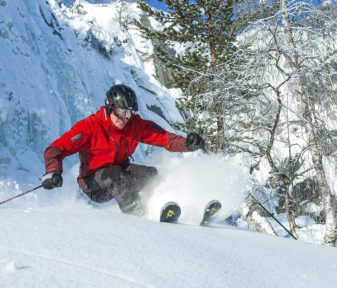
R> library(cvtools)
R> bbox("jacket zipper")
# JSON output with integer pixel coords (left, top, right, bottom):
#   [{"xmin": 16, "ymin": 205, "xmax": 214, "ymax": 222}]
[
  {"xmin": 109, "ymin": 124, "xmax": 119, "ymax": 165},
  {"xmin": 123, "ymin": 137, "xmax": 128, "ymax": 159}
]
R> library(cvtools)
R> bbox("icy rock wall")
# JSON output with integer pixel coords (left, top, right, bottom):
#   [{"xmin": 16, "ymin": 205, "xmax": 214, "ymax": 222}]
[{"xmin": 0, "ymin": 0, "xmax": 184, "ymax": 185}]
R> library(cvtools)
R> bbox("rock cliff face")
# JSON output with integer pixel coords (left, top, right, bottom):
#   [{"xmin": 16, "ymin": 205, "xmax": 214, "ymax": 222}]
[{"xmin": 0, "ymin": 0, "xmax": 184, "ymax": 184}]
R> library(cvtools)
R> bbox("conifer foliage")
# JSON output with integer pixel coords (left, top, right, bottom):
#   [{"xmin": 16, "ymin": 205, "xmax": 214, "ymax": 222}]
[{"xmin": 136, "ymin": 0, "xmax": 236, "ymax": 150}]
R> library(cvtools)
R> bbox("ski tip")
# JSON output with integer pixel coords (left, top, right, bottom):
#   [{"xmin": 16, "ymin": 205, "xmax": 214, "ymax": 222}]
[
  {"xmin": 207, "ymin": 200, "xmax": 222, "ymax": 208},
  {"xmin": 201, "ymin": 200, "xmax": 222, "ymax": 225},
  {"xmin": 160, "ymin": 201, "xmax": 181, "ymax": 223}
]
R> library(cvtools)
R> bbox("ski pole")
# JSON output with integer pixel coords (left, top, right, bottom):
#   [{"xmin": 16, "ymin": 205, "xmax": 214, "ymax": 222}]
[
  {"xmin": 201, "ymin": 147, "xmax": 209, "ymax": 154},
  {"xmin": 0, "ymin": 185, "xmax": 43, "ymax": 206},
  {"xmin": 248, "ymin": 192, "xmax": 297, "ymax": 240}
]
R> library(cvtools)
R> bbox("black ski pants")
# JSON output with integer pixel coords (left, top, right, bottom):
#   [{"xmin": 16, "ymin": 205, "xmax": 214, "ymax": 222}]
[{"xmin": 81, "ymin": 164, "xmax": 157, "ymax": 214}]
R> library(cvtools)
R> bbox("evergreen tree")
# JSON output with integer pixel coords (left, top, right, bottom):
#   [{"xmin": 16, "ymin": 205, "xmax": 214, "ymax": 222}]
[
  {"xmin": 233, "ymin": 0, "xmax": 281, "ymax": 31},
  {"xmin": 136, "ymin": 0, "xmax": 237, "ymax": 150}
]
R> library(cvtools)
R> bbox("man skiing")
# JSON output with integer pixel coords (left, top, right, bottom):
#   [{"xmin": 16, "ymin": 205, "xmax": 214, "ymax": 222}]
[{"xmin": 42, "ymin": 84, "xmax": 205, "ymax": 215}]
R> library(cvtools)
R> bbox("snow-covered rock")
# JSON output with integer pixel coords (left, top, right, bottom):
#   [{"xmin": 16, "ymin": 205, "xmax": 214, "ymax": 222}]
[{"xmin": 0, "ymin": 0, "xmax": 183, "ymax": 197}]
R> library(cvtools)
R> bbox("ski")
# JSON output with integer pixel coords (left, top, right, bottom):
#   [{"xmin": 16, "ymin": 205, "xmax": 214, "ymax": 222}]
[
  {"xmin": 200, "ymin": 200, "xmax": 222, "ymax": 225},
  {"xmin": 160, "ymin": 201, "xmax": 181, "ymax": 223}
]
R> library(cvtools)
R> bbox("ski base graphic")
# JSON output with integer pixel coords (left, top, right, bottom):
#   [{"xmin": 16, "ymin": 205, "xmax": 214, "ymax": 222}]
[
  {"xmin": 200, "ymin": 200, "xmax": 222, "ymax": 225},
  {"xmin": 160, "ymin": 202, "xmax": 181, "ymax": 223},
  {"xmin": 159, "ymin": 200, "xmax": 222, "ymax": 225}
]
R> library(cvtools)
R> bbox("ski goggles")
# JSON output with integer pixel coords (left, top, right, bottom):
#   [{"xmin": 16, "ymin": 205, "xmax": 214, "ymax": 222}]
[{"xmin": 113, "ymin": 107, "xmax": 135, "ymax": 120}]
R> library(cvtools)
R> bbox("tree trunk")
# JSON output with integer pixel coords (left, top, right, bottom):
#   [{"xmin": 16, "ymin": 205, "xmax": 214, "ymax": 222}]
[
  {"xmin": 216, "ymin": 100, "xmax": 224, "ymax": 151},
  {"xmin": 315, "ymin": 156, "xmax": 337, "ymax": 246},
  {"xmin": 284, "ymin": 184, "xmax": 298, "ymax": 238}
]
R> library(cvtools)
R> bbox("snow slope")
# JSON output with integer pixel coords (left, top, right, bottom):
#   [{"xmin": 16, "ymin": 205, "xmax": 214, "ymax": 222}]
[
  {"xmin": 1, "ymin": 204, "xmax": 337, "ymax": 288},
  {"xmin": 0, "ymin": 150, "xmax": 335, "ymax": 287}
]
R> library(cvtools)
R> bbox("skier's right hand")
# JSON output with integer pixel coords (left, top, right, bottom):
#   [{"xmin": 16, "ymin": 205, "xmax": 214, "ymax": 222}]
[{"xmin": 41, "ymin": 172, "xmax": 63, "ymax": 190}]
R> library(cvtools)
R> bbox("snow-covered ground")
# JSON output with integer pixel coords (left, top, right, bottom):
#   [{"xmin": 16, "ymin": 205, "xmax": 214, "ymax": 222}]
[
  {"xmin": 1, "ymin": 151, "xmax": 337, "ymax": 287},
  {"xmin": 2, "ymin": 203, "xmax": 337, "ymax": 288}
]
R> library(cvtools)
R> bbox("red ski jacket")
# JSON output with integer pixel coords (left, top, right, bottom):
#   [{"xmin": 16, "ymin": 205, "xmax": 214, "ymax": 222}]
[{"xmin": 44, "ymin": 106, "xmax": 188, "ymax": 187}]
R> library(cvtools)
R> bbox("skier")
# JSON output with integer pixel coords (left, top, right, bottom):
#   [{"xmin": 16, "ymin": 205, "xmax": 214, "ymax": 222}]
[{"xmin": 42, "ymin": 84, "xmax": 205, "ymax": 215}]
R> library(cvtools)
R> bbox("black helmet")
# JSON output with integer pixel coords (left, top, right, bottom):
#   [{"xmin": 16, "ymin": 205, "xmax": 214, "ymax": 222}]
[{"xmin": 105, "ymin": 84, "xmax": 138, "ymax": 114}]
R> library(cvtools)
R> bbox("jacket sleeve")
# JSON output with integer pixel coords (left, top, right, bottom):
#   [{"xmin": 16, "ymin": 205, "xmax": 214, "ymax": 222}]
[
  {"xmin": 139, "ymin": 119, "xmax": 189, "ymax": 152},
  {"xmin": 44, "ymin": 119, "xmax": 91, "ymax": 174}
]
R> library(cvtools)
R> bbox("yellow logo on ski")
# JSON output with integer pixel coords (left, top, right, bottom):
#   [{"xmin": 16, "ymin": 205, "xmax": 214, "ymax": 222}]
[
  {"xmin": 166, "ymin": 209, "xmax": 175, "ymax": 218},
  {"xmin": 210, "ymin": 207, "xmax": 216, "ymax": 214}
]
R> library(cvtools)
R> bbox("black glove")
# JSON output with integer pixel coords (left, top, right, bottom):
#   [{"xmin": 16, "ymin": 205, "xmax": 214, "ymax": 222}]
[
  {"xmin": 185, "ymin": 133, "xmax": 206, "ymax": 151},
  {"xmin": 41, "ymin": 172, "xmax": 63, "ymax": 190}
]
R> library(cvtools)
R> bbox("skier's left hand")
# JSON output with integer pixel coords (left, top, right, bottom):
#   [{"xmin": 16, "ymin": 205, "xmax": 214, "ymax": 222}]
[{"xmin": 185, "ymin": 133, "xmax": 205, "ymax": 151}]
